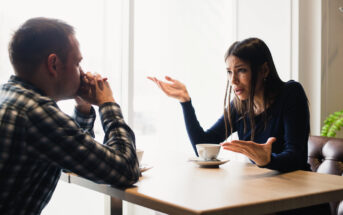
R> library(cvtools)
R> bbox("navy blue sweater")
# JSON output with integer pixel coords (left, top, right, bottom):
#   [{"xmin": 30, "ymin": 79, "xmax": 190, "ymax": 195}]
[{"xmin": 181, "ymin": 81, "xmax": 310, "ymax": 172}]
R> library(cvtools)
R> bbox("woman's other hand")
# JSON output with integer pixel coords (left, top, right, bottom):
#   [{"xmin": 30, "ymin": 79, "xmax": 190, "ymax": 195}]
[
  {"xmin": 147, "ymin": 76, "xmax": 191, "ymax": 103},
  {"xmin": 221, "ymin": 137, "xmax": 276, "ymax": 166}
]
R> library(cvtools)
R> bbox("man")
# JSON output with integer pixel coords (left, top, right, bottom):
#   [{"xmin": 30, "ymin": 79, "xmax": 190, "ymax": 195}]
[{"xmin": 0, "ymin": 17, "xmax": 140, "ymax": 215}]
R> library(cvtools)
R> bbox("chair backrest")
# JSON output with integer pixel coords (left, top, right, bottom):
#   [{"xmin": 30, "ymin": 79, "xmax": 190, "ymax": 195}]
[{"xmin": 308, "ymin": 135, "xmax": 343, "ymax": 215}]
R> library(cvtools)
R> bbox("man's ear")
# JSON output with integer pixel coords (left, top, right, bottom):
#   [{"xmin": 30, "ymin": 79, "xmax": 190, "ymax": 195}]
[{"xmin": 47, "ymin": 54, "xmax": 59, "ymax": 77}]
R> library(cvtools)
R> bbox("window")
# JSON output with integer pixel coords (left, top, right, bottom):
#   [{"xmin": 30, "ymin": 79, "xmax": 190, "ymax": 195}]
[
  {"xmin": 133, "ymin": 0, "xmax": 235, "ymax": 163},
  {"xmin": 0, "ymin": 0, "xmax": 298, "ymax": 214}
]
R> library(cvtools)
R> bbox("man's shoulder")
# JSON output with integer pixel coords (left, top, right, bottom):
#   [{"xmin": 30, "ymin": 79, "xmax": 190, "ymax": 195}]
[{"xmin": 0, "ymin": 81, "xmax": 54, "ymax": 112}]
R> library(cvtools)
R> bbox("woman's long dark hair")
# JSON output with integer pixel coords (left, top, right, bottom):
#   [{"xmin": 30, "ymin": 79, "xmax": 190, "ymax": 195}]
[{"xmin": 223, "ymin": 38, "xmax": 284, "ymax": 140}]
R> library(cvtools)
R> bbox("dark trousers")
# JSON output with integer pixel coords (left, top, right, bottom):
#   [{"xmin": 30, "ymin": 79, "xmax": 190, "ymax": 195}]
[{"xmin": 277, "ymin": 203, "xmax": 331, "ymax": 215}]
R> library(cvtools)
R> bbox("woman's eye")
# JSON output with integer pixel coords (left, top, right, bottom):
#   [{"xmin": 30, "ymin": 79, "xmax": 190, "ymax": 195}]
[
  {"xmin": 238, "ymin": 68, "xmax": 246, "ymax": 73},
  {"xmin": 227, "ymin": 70, "xmax": 232, "ymax": 75}
]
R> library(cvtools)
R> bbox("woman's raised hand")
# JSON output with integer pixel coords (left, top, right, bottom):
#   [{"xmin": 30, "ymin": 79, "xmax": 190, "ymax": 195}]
[{"xmin": 147, "ymin": 76, "xmax": 191, "ymax": 102}]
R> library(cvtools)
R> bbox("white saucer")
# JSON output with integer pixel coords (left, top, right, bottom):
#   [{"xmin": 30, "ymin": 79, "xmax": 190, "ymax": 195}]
[
  {"xmin": 189, "ymin": 158, "xmax": 230, "ymax": 167},
  {"xmin": 139, "ymin": 164, "xmax": 153, "ymax": 173}
]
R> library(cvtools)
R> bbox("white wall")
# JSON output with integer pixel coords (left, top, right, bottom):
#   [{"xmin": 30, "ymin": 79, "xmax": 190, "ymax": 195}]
[
  {"xmin": 298, "ymin": 0, "xmax": 322, "ymax": 135},
  {"xmin": 298, "ymin": 0, "xmax": 343, "ymax": 137},
  {"xmin": 236, "ymin": 0, "xmax": 293, "ymax": 81},
  {"xmin": 321, "ymin": 0, "xmax": 343, "ymax": 137},
  {"xmin": 234, "ymin": 0, "xmax": 343, "ymax": 138}
]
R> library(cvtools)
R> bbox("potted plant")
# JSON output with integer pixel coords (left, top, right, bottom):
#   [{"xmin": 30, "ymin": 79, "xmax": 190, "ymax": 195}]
[{"xmin": 321, "ymin": 109, "xmax": 343, "ymax": 137}]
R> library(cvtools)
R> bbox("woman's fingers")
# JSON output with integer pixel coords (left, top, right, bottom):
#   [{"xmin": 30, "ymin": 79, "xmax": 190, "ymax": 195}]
[
  {"xmin": 147, "ymin": 76, "xmax": 163, "ymax": 87},
  {"xmin": 147, "ymin": 76, "xmax": 173, "ymax": 94},
  {"xmin": 230, "ymin": 140, "xmax": 254, "ymax": 145},
  {"xmin": 157, "ymin": 81, "xmax": 172, "ymax": 95},
  {"xmin": 222, "ymin": 144, "xmax": 256, "ymax": 159},
  {"xmin": 221, "ymin": 141, "xmax": 260, "ymax": 160},
  {"xmin": 222, "ymin": 140, "xmax": 253, "ymax": 150},
  {"xmin": 148, "ymin": 76, "xmax": 179, "ymax": 88},
  {"xmin": 148, "ymin": 75, "xmax": 190, "ymax": 102},
  {"xmin": 222, "ymin": 142, "xmax": 252, "ymax": 153},
  {"xmin": 221, "ymin": 144, "xmax": 243, "ymax": 153},
  {"xmin": 147, "ymin": 76, "xmax": 155, "ymax": 82},
  {"xmin": 148, "ymin": 76, "xmax": 177, "ymax": 84},
  {"xmin": 165, "ymin": 76, "xmax": 175, "ymax": 82},
  {"xmin": 222, "ymin": 143, "xmax": 259, "ymax": 162},
  {"xmin": 222, "ymin": 138, "xmax": 274, "ymax": 166},
  {"xmin": 156, "ymin": 80, "xmax": 163, "ymax": 90},
  {"xmin": 266, "ymin": 137, "xmax": 276, "ymax": 145},
  {"xmin": 166, "ymin": 76, "xmax": 184, "ymax": 86}
]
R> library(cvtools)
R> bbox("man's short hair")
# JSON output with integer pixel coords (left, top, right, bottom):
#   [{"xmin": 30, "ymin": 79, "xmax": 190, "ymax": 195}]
[{"xmin": 8, "ymin": 17, "xmax": 75, "ymax": 75}]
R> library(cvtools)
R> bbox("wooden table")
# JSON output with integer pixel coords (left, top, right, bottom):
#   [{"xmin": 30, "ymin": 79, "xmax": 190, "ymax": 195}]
[{"xmin": 61, "ymin": 159, "xmax": 343, "ymax": 215}]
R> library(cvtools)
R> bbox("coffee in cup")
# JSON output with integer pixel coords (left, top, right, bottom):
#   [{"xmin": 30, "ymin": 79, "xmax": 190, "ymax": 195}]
[{"xmin": 196, "ymin": 144, "xmax": 220, "ymax": 161}]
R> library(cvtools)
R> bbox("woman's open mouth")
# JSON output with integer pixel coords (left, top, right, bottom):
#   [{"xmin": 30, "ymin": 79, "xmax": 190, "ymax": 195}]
[{"xmin": 234, "ymin": 88, "xmax": 244, "ymax": 95}]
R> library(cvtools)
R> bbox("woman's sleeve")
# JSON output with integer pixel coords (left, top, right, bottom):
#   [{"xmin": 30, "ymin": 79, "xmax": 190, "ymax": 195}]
[
  {"xmin": 262, "ymin": 82, "xmax": 310, "ymax": 172},
  {"xmin": 181, "ymin": 100, "xmax": 236, "ymax": 156}
]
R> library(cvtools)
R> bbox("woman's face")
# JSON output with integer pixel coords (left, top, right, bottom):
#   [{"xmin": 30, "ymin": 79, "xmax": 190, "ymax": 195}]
[
  {"xmin": 226, "ymin": 55, "xmax": 266, "ymax": 101},
  {"xmin": 226, "ymin": 55, "xmax": 252, "ymax": 101}
]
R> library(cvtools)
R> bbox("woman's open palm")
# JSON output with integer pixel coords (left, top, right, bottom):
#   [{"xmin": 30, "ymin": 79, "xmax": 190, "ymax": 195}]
[
  {"xmin": 147, "ymin": 76, "xmax": 190, "ymax": 102},
  {"xmin": 221, "ymin": 137, "xmax": 276, "ymax": 166}
]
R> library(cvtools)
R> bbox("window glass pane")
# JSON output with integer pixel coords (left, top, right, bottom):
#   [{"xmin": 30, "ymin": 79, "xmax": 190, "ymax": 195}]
[{"xmin": 133, "ymin": 0, "xmax": 235, "ymax": 162}]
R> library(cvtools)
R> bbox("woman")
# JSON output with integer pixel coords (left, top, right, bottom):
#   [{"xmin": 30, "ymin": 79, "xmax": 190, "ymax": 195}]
[
  {"xmin": 149, "ymin": 38, "xmax": 331, "ymax": 214},
  {"xmin": 149, "ymin": 37, "xmax": 311, "ymax": 172}
]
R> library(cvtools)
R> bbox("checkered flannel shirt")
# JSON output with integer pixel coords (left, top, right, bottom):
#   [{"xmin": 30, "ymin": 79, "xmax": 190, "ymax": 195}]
[{"xmin": 0, "ymin": 76, "xmax": 140, "ymax": 215}]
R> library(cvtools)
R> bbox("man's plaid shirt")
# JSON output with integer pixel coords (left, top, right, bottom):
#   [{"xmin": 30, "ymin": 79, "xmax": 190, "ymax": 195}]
[{"xmin": 0, "ymin": 76, "xmax": 140, "ymax": 215}]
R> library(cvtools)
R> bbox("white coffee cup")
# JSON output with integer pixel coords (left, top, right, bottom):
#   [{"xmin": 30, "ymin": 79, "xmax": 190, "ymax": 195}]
[
  {"xmin": 136, "ymin": 149, "xmax": 144, "ymax": 165},
  {"xmin": 196, "ymin": 144, "xmax": 220, "ymax": 161}
]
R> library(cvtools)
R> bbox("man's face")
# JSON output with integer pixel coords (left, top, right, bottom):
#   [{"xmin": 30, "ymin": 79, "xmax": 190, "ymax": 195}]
[{"xmin": 58, "ymin": 35, "xmax": 83, "ymax": 99}]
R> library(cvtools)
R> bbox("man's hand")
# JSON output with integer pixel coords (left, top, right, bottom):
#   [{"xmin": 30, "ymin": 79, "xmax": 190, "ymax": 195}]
[
  {"xmin": 77, "ymin": 71, "xmax": 115, "ymax": 106},
  {"xmin": 75, "ymin": 96, "xmax": 92, "ymax": 115}
]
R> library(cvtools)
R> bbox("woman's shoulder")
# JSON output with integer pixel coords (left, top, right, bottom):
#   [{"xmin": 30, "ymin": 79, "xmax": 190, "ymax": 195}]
[
  {"xmin": 282, "ymin": 80, "xmax": 306, "ymax": 96},
  {"xmin": 276, "ymin": 80, "xmax": 308, "ymax": 106},
  {"xmin": 284, "ymin": 80, "xmax": 303, "ymax": 89}
]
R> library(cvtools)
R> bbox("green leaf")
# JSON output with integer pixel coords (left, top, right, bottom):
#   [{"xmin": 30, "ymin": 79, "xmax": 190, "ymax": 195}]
[{"xmin": 321, "ymin": 109, "xmax": 343, "ymax": 137}]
